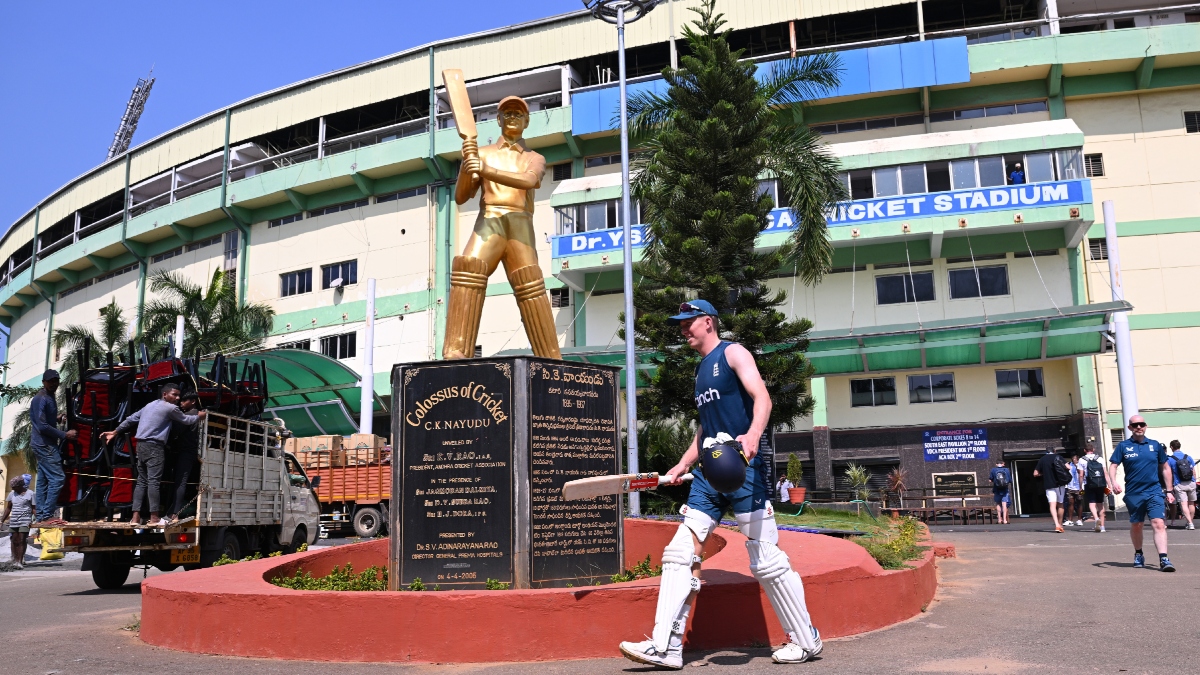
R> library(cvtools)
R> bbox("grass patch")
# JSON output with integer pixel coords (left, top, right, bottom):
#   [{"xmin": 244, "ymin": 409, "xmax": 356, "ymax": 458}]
[
  {"xmin": 773, "ymin": 506, "xmax": 886, "ymax": 534},
  {"xmin": 271, "ymin": 564, "xmax": 389, "ymax": 591}
]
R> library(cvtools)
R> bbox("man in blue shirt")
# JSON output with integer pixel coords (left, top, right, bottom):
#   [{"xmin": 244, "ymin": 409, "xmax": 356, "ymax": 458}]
[
  {"xmin": 1108, "ymin": 415, "xmax": 1176, "ymax": 571},
  {"xmin": 988, "ymin": 460, "xmax": 1012, "ymax": 524},
  {"xmin": 29, "ymin": 369, "xmax": 77, "ymax": 524},
  {"xmin": 1166, "ymin": 440, "xmax": 1196, "ymax": 530}
]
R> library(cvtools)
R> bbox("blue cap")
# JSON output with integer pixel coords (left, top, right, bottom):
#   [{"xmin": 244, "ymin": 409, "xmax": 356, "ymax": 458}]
[
  {"xmin": 42, "ymin": 369, "xmax": 60, "ymax": 381},
  {"xmin": 667, "ymin": 299, "xmax": 718, "ymax": 325}
]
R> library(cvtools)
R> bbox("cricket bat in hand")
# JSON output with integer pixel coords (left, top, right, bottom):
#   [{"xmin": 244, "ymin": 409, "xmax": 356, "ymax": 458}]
[
  {"xmin": 562, "ymin": 472, "xmax": 693, "ymax": 501},
  {"xmin": 441, "ymin": 68, "xmax": 478, "ymax": 179}
]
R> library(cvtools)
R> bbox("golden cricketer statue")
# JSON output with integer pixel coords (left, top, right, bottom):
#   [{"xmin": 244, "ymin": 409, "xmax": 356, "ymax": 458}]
[{"xmin": 441, "ymin": 85, "xmax": 562, "ymax": 360}]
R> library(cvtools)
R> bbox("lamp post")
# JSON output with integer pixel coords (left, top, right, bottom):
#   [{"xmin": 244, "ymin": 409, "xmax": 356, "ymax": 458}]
[{"xmin": 582, "ymin": 0, "xmax": 660, "ymax": 515}]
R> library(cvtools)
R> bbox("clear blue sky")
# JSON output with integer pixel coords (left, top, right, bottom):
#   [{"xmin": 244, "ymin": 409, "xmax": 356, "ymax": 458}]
[{"xmin": 0, "ymin": 0, "xmax": 585, "ymax": 233}]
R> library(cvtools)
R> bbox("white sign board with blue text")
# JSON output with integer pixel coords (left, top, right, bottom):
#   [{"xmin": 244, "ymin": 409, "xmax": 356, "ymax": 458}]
[
  {"xmin": 923, "ymin": 428, "xmax": 989, "ymax": 461},
  {"xmin": 553, "ymin": 179, "xmax": 1089, "ymax": 258}
]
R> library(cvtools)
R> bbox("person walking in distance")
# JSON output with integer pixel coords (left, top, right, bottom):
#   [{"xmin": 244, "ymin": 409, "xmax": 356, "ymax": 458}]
[
  {"xmin": 619, "ymin": 301, "xmax": 822, "ymax": 668},
  {"xmin": 777, "ymin": 475, "xmax": 793, "ymax": 504},
  {"xmin": 1108, "ymin": 415, "xmax": 1176, "ymax": 571},
  {"xmin": 1166, "ymin": 440, "xmax": 1196, "ymax": 530},
  {"xmin": 988, "ymin": 460, "xmax": 1012, "ymax": 524},
  {"xmin": 1064, "ymin": 451, "xmax": 1087, "ymax": 526},
  {"xmin": 28, "ymin": 370, "xmax": 77, "ymax": 525},
  {"xmin": 101, "ymin": 384, "xmax": 205, "ymax": 527},
  {"xmin": 1081, "ymin": 443, "xmax": 1110, "ymax": 532},
  {"xmin": 3, "ymin": 477, "xmax": 36, "ymax": 569},
  {"xmin": 1033, "ymin": 447, "xmax": 1071, "ymax": 532}
]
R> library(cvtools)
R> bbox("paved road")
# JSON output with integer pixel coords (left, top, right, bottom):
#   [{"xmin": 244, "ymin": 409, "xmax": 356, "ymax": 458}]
[{"xmin": 2, "ymin": 526, "xmax": 1196, "ymax": 674}]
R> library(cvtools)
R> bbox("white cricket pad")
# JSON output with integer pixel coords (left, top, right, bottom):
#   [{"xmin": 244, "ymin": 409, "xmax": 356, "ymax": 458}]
[
  {"xmin": 651, "ymin": 525, "xmax": 702, "ymax": 652},
  {"xmin": 736, "ymin": 503, "xmax": 778, "ymax": 544},
  {"xmin": 746, "ymin": 539, "xmax": 816, "ymax": 652},
  {"xmin": 680, "ymin": 504, "xmax": 715, "ymax": 542}
]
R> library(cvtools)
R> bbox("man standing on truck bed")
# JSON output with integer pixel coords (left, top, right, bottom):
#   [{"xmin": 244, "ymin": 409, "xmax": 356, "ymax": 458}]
[
  {"xmin": 165, "ymin": 392, "xmax": 203, "ymax": 524},
  {"xmin": 30, "ymin": 369, "xmax": 76, "ymax": 525},
  {"xmin": 102, "ymin": 384, "xmax": 205, "ymax": 527}
]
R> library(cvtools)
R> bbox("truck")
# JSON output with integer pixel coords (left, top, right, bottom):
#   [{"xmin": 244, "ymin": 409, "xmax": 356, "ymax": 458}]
[
  {"xmin": 56, "ymin": 412, "xmax": 322, "ymax": 589},
  {"xmin": 307, "ymin": 462, "xmax": 392, "ymax": 538},
  {"xmin": 40, "ymin": 342, "xmax": 321, "ymax": 589}
]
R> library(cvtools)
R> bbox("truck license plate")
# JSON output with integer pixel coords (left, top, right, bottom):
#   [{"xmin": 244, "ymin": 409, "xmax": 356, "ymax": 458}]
[{"xmin": 171, "ymin": 546, "xmax": 201, "ymax": 564}]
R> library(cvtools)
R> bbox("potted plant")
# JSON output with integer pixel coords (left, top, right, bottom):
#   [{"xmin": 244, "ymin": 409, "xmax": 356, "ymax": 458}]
[
  {"xmin": 845, "ymin": 463, "xmax": 870, "ymax": 516},
  {"xmin": 786, "ymin": 454, "xmax": 806, "ymax": 504},
  {"xmin": 886, "ymin": 467, "xmax": 909, "ymax": 509}
]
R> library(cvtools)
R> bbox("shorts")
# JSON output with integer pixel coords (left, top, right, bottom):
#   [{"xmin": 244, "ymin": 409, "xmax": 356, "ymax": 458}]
[
  {"xmin": 686, "ymin": 453, "xmax": 770, "ymax": 523},
  {"xmin": 1084, "ymin": 486, "xmax": 1107, "ymax": 504},
  {"xmin": 1123, "ymin": 491, "xmax": 1165, "ymax": 523},
  {"xmin": 1045, "ymin": 487, "xmax": 1066, "ymax": 504},
  {"xmin": 993, "ymin": 491, "xmax": 1010, "ymax": 504},
  {"xmin": 1174, "ymin": 482, "xmax": 1197, "ymax": 504}
]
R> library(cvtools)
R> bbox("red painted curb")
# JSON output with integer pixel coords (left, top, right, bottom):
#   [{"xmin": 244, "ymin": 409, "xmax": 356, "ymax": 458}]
[{"xmin": 140, "ymin": 520, "xmax": 937, "ymax": 663}]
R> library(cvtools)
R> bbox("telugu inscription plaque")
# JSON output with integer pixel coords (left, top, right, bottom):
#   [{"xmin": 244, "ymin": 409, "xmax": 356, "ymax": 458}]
[{"xmin": 528, "ymin": 360, "xmax": 622, "ymax": 587}]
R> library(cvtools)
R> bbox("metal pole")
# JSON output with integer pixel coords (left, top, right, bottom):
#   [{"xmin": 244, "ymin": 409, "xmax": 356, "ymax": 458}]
[
  {"xmin": 1103, "ymin": 200, "xmax": 1138, "ymax": 438},
  {"xmin": 361, "ymin": 278, "xmax": 377, "ymax": 435},
  {"xmin": 174, "ymin": 315, "xmax": 185, "ymax": 358},
  {"xmin": 617, "ymin": 6, "xmax": 641, "ymax": 515}
]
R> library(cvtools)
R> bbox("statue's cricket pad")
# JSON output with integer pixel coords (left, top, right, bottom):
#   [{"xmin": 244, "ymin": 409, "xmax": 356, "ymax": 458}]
[{"xmin": 390, "ymin": 357, "xmax": 623, "ymax": 589}]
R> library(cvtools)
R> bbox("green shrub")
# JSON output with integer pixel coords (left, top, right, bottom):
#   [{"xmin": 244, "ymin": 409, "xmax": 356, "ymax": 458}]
[
  {"xmin": 270, "ymin": 564, "xmax": 388, "ymax": 591},
  {"xmin": 611, "ymin": 554, "xmax": 665, "ymax": 583},
  {"xmin": 407, "ymin": 577, "xmax": 425, "ymax": 591},
  {"xmin": 854, "ymin": 516, "xmax": 928, "ymax": 570},
  {"xmin": 484, "ymin": 578, "xmax": 510, "ymax": 590}
]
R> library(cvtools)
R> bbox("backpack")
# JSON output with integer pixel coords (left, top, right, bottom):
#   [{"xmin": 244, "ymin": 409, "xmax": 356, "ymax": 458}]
[
  {"xmin": 1085, "ymin": 458, "xmax": 1106, "ymax": 489},
  {"xmin": 1052, "ymin": 455, "xmax": 1072, "ymax": 487},
  {"xmin": 993, "ymin": 469, "xmax": 1009, "ymax": 489},
  {"xmin": 1178, "ymin": 456, "xmax": 1195, "ymax": 483}
]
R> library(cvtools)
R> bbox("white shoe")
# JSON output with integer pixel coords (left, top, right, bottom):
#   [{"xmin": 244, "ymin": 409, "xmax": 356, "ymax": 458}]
[
  {"xmin": 1187, "ymin": 523, "xmax": 1196, "ymax": 530},
  {"xmin": 772, "ymin": 641, "xmax": 811, "ymax": 664},
  {"xmin": 1099, "ymin": 526, "xmax": 1106, "ymax": 533},
  {"xmin": 154, "ymin": 518, "xmax": 170, "ymax": 528},
  {"xmin": 1064, "ymin": 521, "xmax": 1074, "ymax": 526},
  {"xmin": 809, "ymin": 627, "xmax": 823, "ymax": 657},
  {"xmin": 1076, "ymin": 520, "xmax": 1085, "ymax": 526},
  {"xmin": 13, "ymin": 563, "xmax": 24, "ymax": 571},
  {"xmin": 619, "ymin": 639, "xmax": 682, "ymax": 670}
]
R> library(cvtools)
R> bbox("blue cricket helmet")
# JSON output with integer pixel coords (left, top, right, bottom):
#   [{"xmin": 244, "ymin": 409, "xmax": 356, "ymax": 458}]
[{"xmin": 701, "ymin": 440, "xmax": 748, "ymax": 494}]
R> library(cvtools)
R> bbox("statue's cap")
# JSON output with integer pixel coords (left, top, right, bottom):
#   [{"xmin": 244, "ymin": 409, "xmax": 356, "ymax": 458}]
[{"xmin": 497, "ymin": 96, "xmax": 529, "ymax": 115}]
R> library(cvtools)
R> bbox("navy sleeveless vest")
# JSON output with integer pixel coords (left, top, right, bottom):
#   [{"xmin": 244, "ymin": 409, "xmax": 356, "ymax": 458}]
[{"xmin": 694, "ymin": 341, "xmax": 755, "ymax": 440}]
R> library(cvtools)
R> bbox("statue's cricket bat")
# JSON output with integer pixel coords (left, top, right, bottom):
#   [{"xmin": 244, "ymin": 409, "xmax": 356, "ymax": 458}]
[
  {"xmin": 562, "ymin": 472, "xmax": 693, "ymax": 501},
  {"xmin": 441, "ymin": 68, "xmax": 478, "ymax": 178}
]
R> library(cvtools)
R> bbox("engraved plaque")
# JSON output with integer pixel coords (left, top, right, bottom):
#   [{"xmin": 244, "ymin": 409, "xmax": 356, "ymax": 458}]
[
  {"xmin": 527, "ymin": 360, "xmax": 622, "ymax": 587},
  {"xmin": 394, "ymin": 360, "xmax": 514, "ymax": 589}
]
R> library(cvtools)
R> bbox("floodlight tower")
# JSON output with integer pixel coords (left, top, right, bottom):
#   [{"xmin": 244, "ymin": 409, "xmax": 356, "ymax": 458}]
[
  {"xmin": 107, "ymin": 71, "xmax": 156, "ymax": 160},
  {"xmin": 582, "ymin": 0, "xmax": 662, "ymax": 516}
]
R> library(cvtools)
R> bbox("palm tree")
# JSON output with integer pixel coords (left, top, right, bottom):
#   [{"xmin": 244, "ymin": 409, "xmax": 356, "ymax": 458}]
[
  {"xmin": 1, "ymin": 299, "xmax": 129, "ymax": 469},
  {"xmin": 142, "ymin": 268, "xmax": 275, "ymax": 357}
]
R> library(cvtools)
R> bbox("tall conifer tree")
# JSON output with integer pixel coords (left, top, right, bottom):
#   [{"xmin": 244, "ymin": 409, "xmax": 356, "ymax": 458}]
[{"xmin": 626, "ymin": 0, "xmax": 846, "ymax": 458}]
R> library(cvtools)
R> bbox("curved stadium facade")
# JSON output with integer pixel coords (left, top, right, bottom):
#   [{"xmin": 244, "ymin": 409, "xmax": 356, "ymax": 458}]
[{"xmin": 3, "ymin": 0, "xmax": 1200, "ymax": 510}]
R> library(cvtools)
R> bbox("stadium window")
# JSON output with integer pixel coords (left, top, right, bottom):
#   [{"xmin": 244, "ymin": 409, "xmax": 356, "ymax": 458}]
[
  {"xmin": 1187, "ymin": 111, "xmax": 1200, "ymax": 134},
  {"xmin": 996, "ymin": 368, "xmax": 1045, "ymax": 399},
  {"xmin": 280, "ymin": 269, "xmax": 312, "ymax": 297},
  {"xmin": 1013, "ymin": 249, "xmax": 1059, "ymax": 258},
  {"xmin": 850, "ymin": 377, "xmax": 896, "ymax": 407},
  {"xmin": 320, "ymin": 332, "xmax": 357, "ymax": 360},
  {"xmin": 554, "ymin": 200, "xmax": 640, "ymax": 234},
  {"xmin": 876, "ymin": 272, "xmax": 934, "ymax": 305},
  {"xmin": 311, "ymin": 199, "xmax": 369, "ymax": 217},
  {"xmin": 94, "ymin": 264, "xmax": 136, "ymax": 283},
  {"xmin": 322, "ymin": 260, "xmax": 358, "ymax": 289},
  {"xmin": 1084, "ymin": 154, "xmax": 1105, "ymax": 177},
  {"xmin": 376, "ymin": 186, "xmax": 427, "ymax": 203},
  {"xmin": 60, "ymin": 279, "xmax": 93, "ymax": 298},
  {"xmin": 550, "ymin": 288, "xmax": 570, "ymax": 308},
  {"xmin": 1110, "ymin": 428, "xmax": 1125, "ymax": 446},
  {"xmin": 977, "ymin": 156, "xmax": 1006, "ymax": 187},
  {"xmin": 926, "ymin": 161, "xmax": 951, "ymax": 192},
  {"xmin": 948, "ymin": 266, "xmax": 1009, "ymax": 299},
  {"xmin": 268, "ymin": 213, "xmax": 304, "ymax": 228},
  {"xmin": 1056, "ymin": 149, "xmax": 1084, "ymax": 179},
  {"xmin": 186, "ymin": 235, "xmax": 222, "ymax": 252},
  {"xmin": 1016, "ymin": 101, "xmax": 1049, "ymax": 114},
  {"xmin": 909, "ymin": 373, "xmax": 956, "ymax": 403},
  {"xmin": 151, "ymin": 247, "xmax": 183, "ymax": 263},
  {"xmin": 1088, "ymin": 238, "xmax": 1108, "ymax": 261},
  {"xmin": 552, "ymin": 163, "xmax": 573, "ymax": 181},
  {"xmin": 846, "ymin": 170, "xmax": 873, "ymax": 200},
  {"xmin": 277, "ymin": 339, "xmax": 311, "ymax": 351},
  {"xmin": 584, "ymin": 154, "xmax": 620, "ymax": 168}
]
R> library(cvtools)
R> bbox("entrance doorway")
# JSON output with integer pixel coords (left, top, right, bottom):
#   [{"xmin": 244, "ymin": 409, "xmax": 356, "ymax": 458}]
[{"xmin": 1012, "ymin": 459, "xmax": 1049, "ymax": 515}]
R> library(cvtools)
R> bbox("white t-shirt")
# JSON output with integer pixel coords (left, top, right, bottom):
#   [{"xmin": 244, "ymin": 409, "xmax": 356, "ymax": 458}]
[
  {"xmin": 778, "ymin": 480, "xmax": 794, "ymax": 501},
  {"xmin": 5, "ymin": 489, "xmax": 35, "ymax": 527},
  {"xmin": 1066, "ymin": 459, "xmax": 1087, "ymax": 491}
]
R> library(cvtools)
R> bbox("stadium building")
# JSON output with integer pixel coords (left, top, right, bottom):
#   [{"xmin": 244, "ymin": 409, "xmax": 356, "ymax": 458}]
[{"xmin": 3, "ymin": 1, "xmax": 1199, "ymax": 514}]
